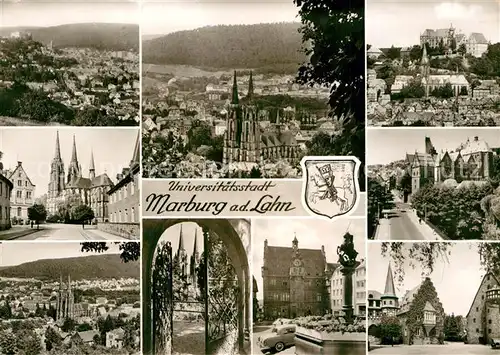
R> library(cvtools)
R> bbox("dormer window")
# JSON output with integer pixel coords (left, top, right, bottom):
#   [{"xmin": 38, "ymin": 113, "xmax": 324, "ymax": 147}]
[{"xmin": 424, "ymin": 310, "xmax": 436, "ymax": 325}]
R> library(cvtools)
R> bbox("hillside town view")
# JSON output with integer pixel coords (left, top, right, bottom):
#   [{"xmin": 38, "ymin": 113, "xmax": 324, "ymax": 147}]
[
  {"xmin": 0, "ymin": 128, "xmax": 140, "ymax": 241},
  {"xmin": 367, "ymin": 129, "xmax": 500, "ymax": 241},
  {"xmin": 0, "ymin": 2, "xmax": 139, "ymax": 126},
  {"xmin": 140, "ymin": 0, "xmax": 363, "ymax": 179},
  {"xmin": 367, "ymin": 8, "xmax": 500, "ymax": 127},
  {"xmin": 0, "ymin": 242, "xmax": 140, "ymax": 355}
]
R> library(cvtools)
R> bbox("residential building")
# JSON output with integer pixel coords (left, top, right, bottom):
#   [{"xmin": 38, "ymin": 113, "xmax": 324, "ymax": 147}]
[
  {"xmin": 106, "ymin": 328, "xmax": 125, "ymax": 349},
  {"xmin": 5, "ymin": 161, "xmax": 35, "ymax": 222},
  {"xmin": 329, "ymin": 259, "xmax": 366, "ymax": 317}
]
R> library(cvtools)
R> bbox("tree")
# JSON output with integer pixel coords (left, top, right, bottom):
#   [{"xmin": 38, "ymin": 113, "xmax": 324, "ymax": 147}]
[
  {"xmin": 409, "ymin": 45, "xmax": 422, "ymax": 61},
  {"xmin": 458, "ymin": 43, "xmax": 467, "ymax": 56},
  {"xmin": 398, "ymin": 172, "xmax": 412, "ymax": 202},
  {"xmin": 431, "ymin": 83, "xmax": 454, "ymax": 99},
  {"xmin": 368, "ymin": 178, "xmax": 395, "ymax": 238},
  {"xmin": 459, "ymin": 86, "xmax": 468, "ymax": 96},
  {"xmin": 444, "ymin": 313, "xmax": 462, "ymax": 341},
  {"xmin": 386, "ymin": 46, "xmax": 400, "ymax": 60},
  {"xmin": 61, "ymin": 317, "xmax": 76, "ymax": 332},
  {"xmin": 294, "ymin": 0, "xmax": 365, "ymax": 190},
  {"xmin": 80, "ymin": 242, "xmax": 140, "ymax": 263},
  {"xmin": 470, "ymin": 79, "xmax": 481, "ymax": 98},
  {"xmin": 45, "ymin": 326, "xmax": 62, "ymax": 351},
  {"xmin": 71, "ymin": 205, "xmax": 95, "ymax": 228},
  {"xmin": 398, "ymin": 80, "xmax": 425, "ymax": 99},
  {"xmin": 27, "ymin": 203, "xmax": 47, "ymax": 229},
  {"xmin": 379, "ymin": 315, "xmax": 402, "ymax": 345}
]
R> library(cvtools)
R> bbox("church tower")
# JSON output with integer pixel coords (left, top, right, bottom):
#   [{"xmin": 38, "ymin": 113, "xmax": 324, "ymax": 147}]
[
  {"xmin": 381, "ymin": 264, "xmax": 399, "ymax": 316},
  {"xmin": 48, "ymin": 131, "xmax": 66, "ymax": 215},
  {"xmin": 240, "ymin": 70, "xmax": 260, "ymax": 163},
  {"xmin": 67, "ymin": 135, "xmax": 81, "ymax": 183},
  {"xmin": 89, "ymin": 150, "xmax": 95, "ymax": 180},
  {"xmin": 223, "ymin": 71, "xmax": 243, "ymax": 166},
  {"xmin": 190, "ymin": 228, "xmax": 200, "ymax": 284},
  {"xmin": 175, "ymin": 225, "xmax": 188, "ymax": 278},
  {"xmin": 421, "ymin": 44, "xmax": 430, "ymax": 97}
]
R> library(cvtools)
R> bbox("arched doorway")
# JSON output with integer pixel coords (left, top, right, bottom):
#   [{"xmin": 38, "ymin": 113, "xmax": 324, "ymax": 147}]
[
  {"xmin": 143, "ymin": 219, "xmax": 251, "ymax": 355},
  {"xmin": 368, "ymin": 324, "xmax": 380, "ymax": 338}
]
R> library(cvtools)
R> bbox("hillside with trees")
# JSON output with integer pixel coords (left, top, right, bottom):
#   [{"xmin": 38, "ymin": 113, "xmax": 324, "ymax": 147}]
[
  {"xmin": 0, "ymin": 254, "xmax": 139, "ymax": 280},
  {"xmin": 142, "ymin": 23, "xmax": 305, "ymax": 69},
  {"xmin": 0, "ymin": 23, "xmax": 139, "ymax": 51}
]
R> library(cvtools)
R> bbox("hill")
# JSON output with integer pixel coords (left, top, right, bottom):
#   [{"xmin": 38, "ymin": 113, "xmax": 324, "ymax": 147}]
[
  {"xmin": 0, "ymin": 23, "xmax": 139, "ymax": 51},
  {"xmin": 142, "ymin": 23, "xmax": 306, "ymax": 70},
  {"xmin": 0, "ymin": 254, "xmax": 139, "ymax": 281}
]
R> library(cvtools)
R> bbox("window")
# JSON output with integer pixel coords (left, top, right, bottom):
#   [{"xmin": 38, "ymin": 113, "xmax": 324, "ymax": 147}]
[
  {"xmin": 489, "ymin": 329, "xmax": 492, "ymax": 334},
  {"xmin": 16, "ymin": 191, "xmax": 21, "ymax": 198},
  {"xmin": 473, "ymin": 318, "xmax": 476, "ymax": 323},
  {"xmin": 17, "ymin": 207, "xmax": 21, "ymax": 217},
  {"xmin": 24, "ymin": 181, "xmax": 27, "ymax": 187},
  {"xmin": 476, "ymin": 329, "xmax": 480, "ymax": 333},
  {"xmin": 17, "ymin": 180, "xmax": 21, "ymax": 186},
  {"xmin": 26, "ymin": 191, "xmax": 31, "ymax": 199},
  {"xmin": 489, "ymin": 319, "xmax": 492, "ymax": 324}
]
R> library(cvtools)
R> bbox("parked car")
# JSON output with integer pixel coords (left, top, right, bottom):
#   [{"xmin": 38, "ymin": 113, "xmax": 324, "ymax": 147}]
[
  {"xmin": 258, "ymin": 324, "xmax": 296, "ymax": 353},
  {"xmin": 491, "ymin": 338, "xmax": 500, "ymax": 349},
  {"xmin": 272, "ymin": 318, "xmax": 293, "ymax": 326}
]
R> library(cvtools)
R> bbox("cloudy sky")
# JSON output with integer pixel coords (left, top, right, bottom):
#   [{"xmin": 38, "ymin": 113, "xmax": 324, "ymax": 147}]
[
  {"xmin": 367, "ymin": 128, "xmax": 500, "ymax": 165},
  {"xmin": 0, "ymin": 128, "xmax": 139, "ymax": 198},
  {"xmin": 253, "ymin": 217, "xmax": 366, "ymax": 300},
  {"xmin": 141, "ymin": 0, "xmax": 300, "ymax": 35},
  {"xmin": 157, "ymin": 222, "xmax": 205, "ymax": 257},
  {"xmin": 0, "ymin": 0, "xmax": 139, "ymax": 27},
  {"xmin": 367, "ymin": 242, "xmax": 484, "ymax": 316},
  {"xmin": 0, "ymin": 242, "xmax": 122, "ymax": 267},
  {"xmin": 368, "ymin": 0, "xmax": 499, "ymax": 48}
]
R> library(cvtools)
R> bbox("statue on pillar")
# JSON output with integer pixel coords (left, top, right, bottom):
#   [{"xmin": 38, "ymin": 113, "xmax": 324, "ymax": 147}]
[{"xmin": 336, "ymin": 232, "xmax": 358, "ymax": 324}]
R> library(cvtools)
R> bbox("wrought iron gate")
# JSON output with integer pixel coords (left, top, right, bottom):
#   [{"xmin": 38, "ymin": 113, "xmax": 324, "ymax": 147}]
[
  {"xmin": 206, "ymin": 229, "xmax": 240, "ymax": 354},
  {"xmin": 152, "ymin": 241, "xmax": 173, "ymax": 355}
]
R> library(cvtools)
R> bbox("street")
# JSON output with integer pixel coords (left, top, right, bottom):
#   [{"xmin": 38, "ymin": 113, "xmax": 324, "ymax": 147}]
[
  {"xmin": 252, "ymin": 324, "xmax": 295, "ymax": 354},
  {"xmin": 370, "ymin": 343, "xmax": 496, "ymax": 354},
  {"xmin": 0, "ymin": 223, "xmax": 128, "ymax": 240}
]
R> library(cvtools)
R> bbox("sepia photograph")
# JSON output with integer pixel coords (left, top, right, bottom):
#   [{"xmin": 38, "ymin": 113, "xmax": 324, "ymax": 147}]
[
  {"xmin": 0, "ymin": 128, "xmax": 140, "ymax": 240},
  {"xmin": 142, "ymin": 219, "xmax": 251, "ymax": 355},
  {"xmin": 141, "ymin": 0, "xmax": 364, "ymax": 183},
  {"xmin": 367, "ymin": 128, "xmax": 500, "ymax": 240},
  {"xmin": 368, "ymin": 241, "xmax": 500, "ymax": 355},
  {"xmin": 252, "ymin": 218, "xmax": 366, "ymax": 354},
  {"xmin": 0, "ymin": 241, "xmax": 141, "ymax": 355},
  {"xmin": 367, "ymin": 0, "xmax": 500, "ymax": 127},
  {"xmin": 0, "ymin": 0, "xmax": 140, "ymax": 126}
]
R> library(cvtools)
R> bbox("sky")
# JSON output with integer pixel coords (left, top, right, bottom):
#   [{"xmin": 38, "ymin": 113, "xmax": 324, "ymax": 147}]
[
  {"xmin": 141, "ymin": 0, "xmax": 300, "ymax": 35},
  {"xmin": 367, "ymin": 128, "xmax": 500, "ymax": 165},
  {"xmin": 0, "ymin": 241, "xmax": 122, "ymax": 267},
  {"xmin": 367, "ymin": 242, "xmax": 485, "ymax": 316},
  {"xmin": 157, "ymin": 222, "xmax": 205, "ymax": 257},
  {"xmin": 0, "ymin": 0, "xmax": 139, "ymax": 27},
  {"xmin": 0, "ymin": 128, "xmax": 139, "ymax": 198},
  {"xmin": 367, "ymin": 0, "xmax": 500, "ymax": 48},
  {"xmin": 253, "ymin": 217, "xmax": 366, "ymax": 300}
]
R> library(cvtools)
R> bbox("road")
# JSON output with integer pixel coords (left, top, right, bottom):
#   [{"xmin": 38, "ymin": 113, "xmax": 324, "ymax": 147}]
[
  {"xmin": 0, "ymin": 224, "xmax": 128, "ymax": 241},
  {"xmin": 375, "ymin": 202, "xmax": 442, "ymax": 241},
  {"xmin": 252, "ymin": 324, "xmax": 295, "ymax": 354},
  {"xmin": 370, "ymin": 343, "xmax": 496, "ymax": 354}
]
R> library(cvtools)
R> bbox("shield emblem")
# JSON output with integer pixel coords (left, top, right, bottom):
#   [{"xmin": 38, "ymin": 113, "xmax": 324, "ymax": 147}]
[{"xmin": 300, "ymin": 156, "xmax": 361, "ymax": 219}]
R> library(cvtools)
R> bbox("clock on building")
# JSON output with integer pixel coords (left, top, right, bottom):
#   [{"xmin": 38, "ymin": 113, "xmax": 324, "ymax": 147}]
[{"xmin": 293, "ymin": 259, "xmax": 302, "ymax": 267}]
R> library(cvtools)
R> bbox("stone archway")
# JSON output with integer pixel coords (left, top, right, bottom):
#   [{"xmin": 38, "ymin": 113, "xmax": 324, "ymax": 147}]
[{"xmin": 142, "ymin": 219, "xmax": 251, "ymax": 355}]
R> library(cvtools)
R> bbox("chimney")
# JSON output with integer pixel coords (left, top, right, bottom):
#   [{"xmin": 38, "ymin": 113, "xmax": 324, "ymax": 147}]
[
  {"xmin": 474, "ymin": 136, "xmax": 479, "ymax": 141},
  {"xmin": 116, "ymin": 173, "xmax": 123, "ymax": 181},
  {"xmin": 17, "ymin": 161, "xmax": 22, "ymax": 167}
]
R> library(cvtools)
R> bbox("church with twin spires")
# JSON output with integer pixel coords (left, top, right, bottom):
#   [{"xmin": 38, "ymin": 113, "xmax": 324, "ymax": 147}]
[
  {"xmin": 173, "ymin": 225, "xmax": 201, "ymax": 287},
  {"xmin": 47, "ymin": 131, "xmax": 114, "ymax": 221},
  {"xmin": 223, "ymin": 71, "xmax": 299, "ymax": 167}
]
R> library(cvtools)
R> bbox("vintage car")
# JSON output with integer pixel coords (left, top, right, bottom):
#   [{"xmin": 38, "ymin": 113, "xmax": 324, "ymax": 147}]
[
  {"xmin": 258, "ymin": 324, "xmax": 296, "ymax": 353},
  {"xmin": 491, "ymin": 338, "xmax": 500, "ymax": 349},
  {"xmin": 272, "ymin": 318, "xmax": 293, "ymax": 326}
]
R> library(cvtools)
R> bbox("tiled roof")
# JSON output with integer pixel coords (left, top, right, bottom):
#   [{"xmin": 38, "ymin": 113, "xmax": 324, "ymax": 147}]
[
  {"xmin": 78, "ymin": 330, "xmax": 99, "ymax": 343},
  {"xmin": 264, "ymin": 245, "xmax": 325, "ymax": 277},
  {"xmin": 469, "ymin": 33, "xmax": 488, "ymax": 44},
  {"xmin": 368, "ymin": 290, "xmax": 382, "ymax": 300},
  {"xmin": 91, "ymin": 173, "xmax": 114, "ymax": 188}
]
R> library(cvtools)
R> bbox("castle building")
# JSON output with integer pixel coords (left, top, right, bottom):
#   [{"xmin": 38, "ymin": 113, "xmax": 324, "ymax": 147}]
[
  {"xmin": 466, "ymin": 271, "xmax": 500, "ymax": 345},
  {"xmin": 420, "ymin": 26, "xmax": 489, "ymax": 58},
  {"xmin": 0, "ymin": 155, "xmax": 13, "ymax": 231},
  {"xmin": 47, "ymin": 131, "xmax": 114, "ymax": 222},
  {"xmin": 223, "ymin": 71, "xmax": 299, "ymax": 167},
  {"xmin": 368, "ymin": 264, "xmax": 445, "ymax": 345},
  {"xmin": 57, "ymin": 275, "xmax": 75, "ymax": 321},
  {"xmin": 261, "ymin": 236, "xmax": 329, "ymax": 320},
  {"xmin": 5, "ymin": 162, "xmax": 35, "ymax": 222},
  {"xmin": 329, "ymin": 259, "xmax": 366, "ymax": 317},
  {"xmin": 406, "ymin": 136, "xmax": 494, "ymax": 195},
  {"xmin": 107, "ymin": 131, "xmax": 140, "ymax": 227}
]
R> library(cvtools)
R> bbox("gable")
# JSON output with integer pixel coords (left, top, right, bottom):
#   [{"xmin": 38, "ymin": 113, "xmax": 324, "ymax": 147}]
[
  {"xmin": 7, "ymin": 165, "xmax": 35, "ymax": 187},
  {"xmin": 466, "ymin": 272, "xmax": 500, "ymax": 319}
]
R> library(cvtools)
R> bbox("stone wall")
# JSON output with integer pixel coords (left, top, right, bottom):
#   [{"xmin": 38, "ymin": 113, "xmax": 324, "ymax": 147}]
[{"xmin": 97, "ymin": 222, "xmax": 139, "ymax": 240}]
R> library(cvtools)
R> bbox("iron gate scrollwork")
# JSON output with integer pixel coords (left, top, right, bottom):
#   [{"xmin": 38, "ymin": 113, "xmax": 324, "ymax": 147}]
[
  {"xmin": 207, "ymin": 228, "xmax": 239, "ymax": 354},
  {"xmin": 152, "ymin": 241, "xmax": 173, "ymax": 355}
]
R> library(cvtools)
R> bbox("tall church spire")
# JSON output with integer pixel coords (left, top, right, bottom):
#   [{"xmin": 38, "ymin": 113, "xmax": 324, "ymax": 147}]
[
  {"xmin": 384, "ymin": 264, "xmax": 396, "ymax": 296},
  {"xmin": 231, "ymin": 70, "xmax": 239, "ymax": 105},
  {"xmin": 71, "ymin": 135, "xmax": 78, "ymax": 162},
  {"xmin": 54, "ymin": 131, "xmax": 61, "ymax": 160},
  {"xmin": 193, "ymin": 228, "xmax": 198, "ymax": 256},
  {"xmin": 67, "ymin": 135, "xmax": 81, "ymax": 182},
  {"xmin": 178, "ymin": 225, "xmax": 184, "ymax": 252},
  {"xmin": 247, "ymin": 71, "xmax": 254, "ymax": 99},
  {"xmin": 89, "ymin": 149, "xmax": 95, "ymax": 179}
]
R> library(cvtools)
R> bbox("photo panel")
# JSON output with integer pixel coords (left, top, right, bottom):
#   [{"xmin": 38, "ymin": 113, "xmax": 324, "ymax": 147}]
[
  {"xmin": 0, "ymin": 127, "xmax": 140, "ymax": 241},
  {"xmin": 142, "ymin": 218, "xmax": 251, "ymax": 355},
  {"xmin": 0, "ymin": 0, "xmax": 140, "ymax": 126},
  {"xmin": 367, "ymin": 0, "xmax": 500, "ymax": 127},
  {"xmin": 367, "ymin": 127, "xmax": 500, "ymax": 240},
  {"xmin": 141, "ymin": 0, "xmax": 365, "ymax": 182},
  {"xmin": 0, "ymin": 241, "xmax": 141, "ymax": 354},
  {"xmin": 252, "ymin": 217, "xmax": 366, "ymax": 355},
  {"xmin": 367, "ymin": 241, "xmax": 500, "ymax": 354}
]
